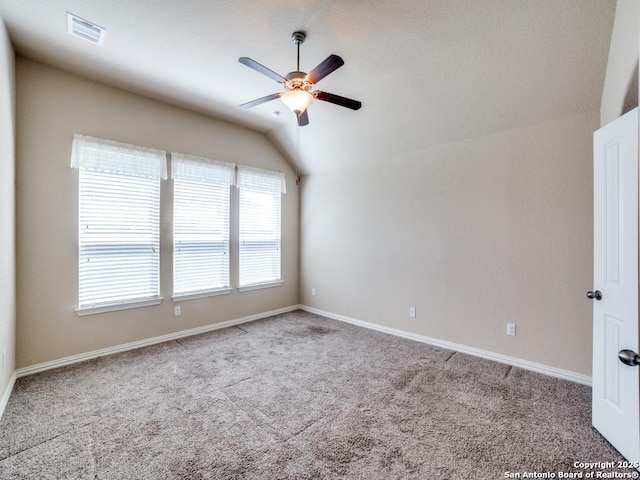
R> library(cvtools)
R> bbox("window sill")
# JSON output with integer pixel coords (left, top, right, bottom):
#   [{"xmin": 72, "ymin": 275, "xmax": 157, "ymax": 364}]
[
  {"xmin": 172, "ymin": 288, "xmax": 232, "ymax": 302},
  {"xmin": 76, "ymin": 297, "xmax": 163, "ymax": 316},
  {"xmin": 238, "ymin": 280, "xmax": 283, "ymax": 292}
]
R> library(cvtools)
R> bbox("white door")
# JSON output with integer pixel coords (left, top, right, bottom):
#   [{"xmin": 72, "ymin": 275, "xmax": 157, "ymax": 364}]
[{"xmin": 592, "ymin": 107, "xmax": 639, "ymax": 462}]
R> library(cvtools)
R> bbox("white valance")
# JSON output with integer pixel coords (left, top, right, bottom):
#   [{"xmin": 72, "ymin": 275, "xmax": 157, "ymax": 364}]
[
  {"xmin": 236, "ymin": 165, "xmax": 286, "ymax": 194},
  {"xmin": 171, "ymin": 153, "xmax": 235, "ymax": 186},
  {"xmin": 71, "ymin": 134, "xmax": 168, "ymax": 180}
]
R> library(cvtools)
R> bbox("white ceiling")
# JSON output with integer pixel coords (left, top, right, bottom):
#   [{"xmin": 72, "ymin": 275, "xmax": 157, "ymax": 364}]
[{"xmin": 0, "ymin": 0, "xmax": 617, "ymax": 174}]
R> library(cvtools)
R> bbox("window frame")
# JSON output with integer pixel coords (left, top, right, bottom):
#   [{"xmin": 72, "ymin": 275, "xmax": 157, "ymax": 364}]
[
  {"xmin": 71, "ymin": 135, "xmax": 166, "ymax": 315},
  {"xmin": 171, "ymin": 154, "xmax": 235, "ymax": 301},
  {"xmin": 237, "ymin": 165, "xmax": 286, "ymax": 291}
]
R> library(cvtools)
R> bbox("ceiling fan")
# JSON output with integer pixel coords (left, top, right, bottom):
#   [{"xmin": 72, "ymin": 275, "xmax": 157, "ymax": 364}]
[{"xmin": 238, "ymin": 31, "xmax": 362, "ymax": 127}]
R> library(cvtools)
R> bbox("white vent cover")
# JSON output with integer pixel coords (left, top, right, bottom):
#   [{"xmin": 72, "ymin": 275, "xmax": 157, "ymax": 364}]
[{"xmin": 67, "ymin": 13, "xmax": 105, "ymax": 46}]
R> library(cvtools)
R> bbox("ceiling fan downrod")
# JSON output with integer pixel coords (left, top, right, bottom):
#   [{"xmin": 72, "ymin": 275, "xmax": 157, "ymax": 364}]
[{"xmin": 291, "ymin": 31, "xmax": 306, "ymax": 71}]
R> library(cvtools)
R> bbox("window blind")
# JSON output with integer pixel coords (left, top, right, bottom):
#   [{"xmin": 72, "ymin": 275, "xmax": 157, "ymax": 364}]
[
  {"xmin": 237, "ymin": 166, "xmax": 285, "ymax": 288},
  {"xmin": 172, "ymin": 154, "xmax": 235, "ymax": 297},
  {"xmin": 71, "ymin": 135, "xmax": 166, "ymax": 312}
]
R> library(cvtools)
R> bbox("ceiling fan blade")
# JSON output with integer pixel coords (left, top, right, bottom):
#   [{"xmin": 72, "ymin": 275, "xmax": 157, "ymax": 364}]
[
  {"xmin": 297, "ymin": 110, "xmax": 309, "ymax": 127},
  {"xmin": 239, "ymin": 93, "xmax": 282, "ymax": 109},
  {"xmin": 314, "ymin": 91, "xmax": 362, "ymax": 110},
  {"xmin": 239, "ymin": 57, "xmax": 286, "ymax": 84},
  {"xmin": 306, "ymin": 54, "xmax": 344, "ymax": 84}
]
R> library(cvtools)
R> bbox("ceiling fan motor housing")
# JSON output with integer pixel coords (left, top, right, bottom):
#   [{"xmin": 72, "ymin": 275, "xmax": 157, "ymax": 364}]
[{"xmin": 285, "ymin": 71, "xmax": 313, "ymax": 91}]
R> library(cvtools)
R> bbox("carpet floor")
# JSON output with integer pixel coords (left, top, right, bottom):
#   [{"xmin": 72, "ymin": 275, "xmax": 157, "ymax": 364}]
[{"xmin": 0, "ymin": 310, "xmax": 629, "ymax": 479}]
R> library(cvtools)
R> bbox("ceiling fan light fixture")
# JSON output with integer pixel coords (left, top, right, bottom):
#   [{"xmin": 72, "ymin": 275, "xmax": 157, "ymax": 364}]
[{"xmin": 281, "ymin": 89, "xmax": 314, "ymax": 115}]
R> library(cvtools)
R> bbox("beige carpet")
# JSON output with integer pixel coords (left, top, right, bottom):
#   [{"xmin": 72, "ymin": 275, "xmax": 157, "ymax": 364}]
[{"xmin": 0, "ymin": 310, "xmax": 629, "ymax": 479}]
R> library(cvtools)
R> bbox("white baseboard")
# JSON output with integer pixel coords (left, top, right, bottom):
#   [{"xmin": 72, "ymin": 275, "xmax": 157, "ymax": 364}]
[
  {"xmin": 301, "ymin": 305, "xmax": 592, "ymax": 386},
  {"xmin": 0, "ymin": 371, "xmax": 17, "ymax": 420},
  {"xmin": 16, "ymin": 305, "xmax": 300, "ymax": 378},
  {"xmin": 13, "ymin": 303, "xmax": 591, "ymax": 387}
]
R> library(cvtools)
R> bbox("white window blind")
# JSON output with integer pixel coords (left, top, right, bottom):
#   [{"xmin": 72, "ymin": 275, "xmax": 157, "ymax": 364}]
[
  {"xmin": 172, "ymin": 153, "xmax": 235, "ymax": 298},
  {"xmin": 237, "ymin": 166, "xmax": 286, "ymax": 288},
  {"xmin": 71, "ymin": 135, "xmax": 167, "ymax": 313}
]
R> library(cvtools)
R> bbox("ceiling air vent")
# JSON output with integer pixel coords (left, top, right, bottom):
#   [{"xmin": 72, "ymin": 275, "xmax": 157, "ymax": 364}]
[{"xmin": 67, "ymin": 13, "xmax": 105, "ymax": 46}]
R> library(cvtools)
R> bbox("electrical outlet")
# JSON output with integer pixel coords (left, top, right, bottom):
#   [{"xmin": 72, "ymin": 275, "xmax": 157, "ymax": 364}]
[
  {"xmin": 174, "ymin": 306, "xmax": 181, "ymax": 317},
  {"xmin": 506, "ymin": 323, "xmax": 516, "ymax": 336},
  {"xmin": 409, "ymin": 307, "xmax": 416, "ymax": 318},
  {"xmin": 311, "ymin": 288, "xmax": 316, "ymax": 297}
]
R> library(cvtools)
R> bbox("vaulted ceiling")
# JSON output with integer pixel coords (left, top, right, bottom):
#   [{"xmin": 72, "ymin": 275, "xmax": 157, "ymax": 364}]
[{"xmin": 0, "ymin": 0, "xmax": 617, "ymax": 174}]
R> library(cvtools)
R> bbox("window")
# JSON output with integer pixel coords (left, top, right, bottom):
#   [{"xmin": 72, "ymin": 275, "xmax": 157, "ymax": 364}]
[
  {"xmin": 237, "ymin": 166, "xmax": 286, "ymax": 289},
  {"xmin": 71, "ymin": 135, "xmax": 167, "ymax": 314},
  {"xmin": 172, "ymin": 154, "xmax": 235, "ymax": 299}
]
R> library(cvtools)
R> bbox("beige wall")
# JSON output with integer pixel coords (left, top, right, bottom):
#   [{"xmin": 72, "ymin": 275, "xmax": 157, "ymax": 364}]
[
  {"xmin": 0, "ymin": 15, "xmax": 15, "ymax": 403},
  {"xmin": 301, "ymin": 111, "xmax": 598, "ymax": 376},
  {"xmin": 8, "ymin": 2, "xmax": 633, "ymax": 378},
  {"xmin": 15, "ymin": 58, "xmax": 299, "ymax": 368},
  {"xmin": 601, "ymin": 0, "xmax": 639, "ymax": 126}
]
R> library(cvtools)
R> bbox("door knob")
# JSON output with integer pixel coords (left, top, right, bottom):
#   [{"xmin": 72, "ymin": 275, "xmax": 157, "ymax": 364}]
[
  {"xmin": 586, "ymin": 290, "xmax": 602, "ymax": 300},
  {"xmin": 619, "ymin": 350, "xmax": 640, "ymax": 367}
]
